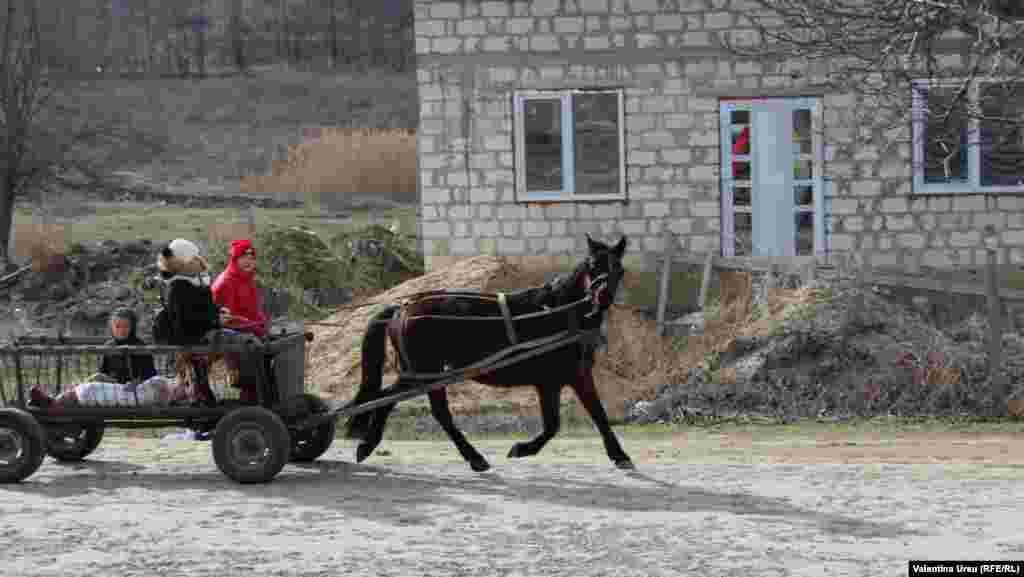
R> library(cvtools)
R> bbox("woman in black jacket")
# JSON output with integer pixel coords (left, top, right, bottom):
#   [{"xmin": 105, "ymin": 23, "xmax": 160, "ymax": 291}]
[{"xmin": 157, "ymin": 238, "xmax": 221, "ymax": 346}]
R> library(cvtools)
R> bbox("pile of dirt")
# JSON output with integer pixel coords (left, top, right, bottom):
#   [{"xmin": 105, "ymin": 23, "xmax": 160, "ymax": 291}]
[
  {"xmin": 307, "ymin": 257, "xmax": 674, "ymax": 419},
  {"xmin": 1, "ymin": 239, "xmax": 159, "ymax": 336},
  {"xmin": 628, "ymin": 271, "xmax": 1024, "ymax": 423}
]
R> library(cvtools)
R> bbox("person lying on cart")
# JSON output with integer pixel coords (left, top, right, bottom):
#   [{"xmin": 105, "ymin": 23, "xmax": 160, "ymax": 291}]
[
  {"xmin": 211, "ymin": 239, "xmax": 269, "ymax": 404},
  {"xmin": 29, "ymin": 373, "xmax": 185, "ymax": 408},
  {"xmin": 156, "ymin": 238, "xmax": 266, "ymax": 405},
  {"xmin": 29, "ymin": 307, "xmax": 183, "ymax": 408}
]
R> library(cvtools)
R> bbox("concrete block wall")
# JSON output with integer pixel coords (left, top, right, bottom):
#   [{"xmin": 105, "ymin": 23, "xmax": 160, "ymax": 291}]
[
  {"xmin": 414, "ymin": 0, "xmax": 1024, "ymax": 273},
  {"xmin": 822, "ymin": 94, "xmax": 1024, "ymax": 270}
]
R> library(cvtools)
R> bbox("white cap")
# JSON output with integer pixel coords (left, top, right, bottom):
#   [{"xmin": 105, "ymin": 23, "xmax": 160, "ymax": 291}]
[{"xmin": 168, "ymin": 238, "xmax": 201, "ymax": 261}]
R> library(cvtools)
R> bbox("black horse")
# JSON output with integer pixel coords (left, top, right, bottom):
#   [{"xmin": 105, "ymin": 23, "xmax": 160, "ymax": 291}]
[{"xmin": 345, "ymin": 234, "xmax": 634, "ymax": 472}]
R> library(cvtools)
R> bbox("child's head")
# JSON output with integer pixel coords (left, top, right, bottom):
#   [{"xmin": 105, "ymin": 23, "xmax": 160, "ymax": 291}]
[
  {"xmin": 109, "ymin": 307, "xmax": 137, "ymax": 341},
  {"xmin": 229, "ymin": 239, "xmax": 257, "ymax": 274}
]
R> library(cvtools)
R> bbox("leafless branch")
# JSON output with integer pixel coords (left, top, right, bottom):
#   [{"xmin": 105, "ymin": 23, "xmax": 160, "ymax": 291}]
[{"xmin": 727, "ymin": 0, "xmax": 1024, "ymax": 178}]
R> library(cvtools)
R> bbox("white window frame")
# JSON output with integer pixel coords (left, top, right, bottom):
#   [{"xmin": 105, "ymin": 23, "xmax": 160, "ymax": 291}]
[
  {"xmin": 911, "ymin": 78, "xmax": 1024, "ymax": 194},
  {"xmin": 512, "ymin": 88, "xmax": 627, "ymax": 203}
]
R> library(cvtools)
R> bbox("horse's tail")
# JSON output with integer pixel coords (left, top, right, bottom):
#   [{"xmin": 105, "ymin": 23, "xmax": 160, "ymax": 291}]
[{"xmin": 344, "ymin": 304, "xmax": 401, "ymax": 440}]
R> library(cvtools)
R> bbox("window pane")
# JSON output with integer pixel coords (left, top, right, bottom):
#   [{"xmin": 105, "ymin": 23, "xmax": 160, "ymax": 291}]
[
  {"xmin": 731, "ymin": 109, "xmax": 750, "ymax": 125},
  {"xmin": 524, "ymin": 98, "xmax": 563, "ymax": 191},
  {"xmin": 920, "ymin": 86, "xmax": 968, "ymax": 183},
  {"xmin": 734, "ymin": 212, "xmax": 752, "ymax": 256},
  {"xmin": 794, "ymin": 185, "xmax": 813, "ymax": 206},
  {"xmin": 573, "ymin": 92, "xmax": 620, "ymax": 195},
  {"xmin": 734, "ymin": 186, "xmax": 751, "ymax": 207},
  {"xmin": 793, "ymin": 109, "xmax": 811, "ymax": 155},
  {"xmin": 979, "ymin": 82, "xmax": 1024, "ymax": 187},
  {"xmin": 796, "ymin": 212, "xmax": 813, "ymax": 256},
  {"xmin": 794, "ymin": 159, "xmax": 812, "ymax": 180},
  {"xmin": 732, "ymin": 125, "xmax": 751, "ymax": 155},
  {"xmin": 733, "ymin": 160, "xmax": 751, "ymax": 181}
]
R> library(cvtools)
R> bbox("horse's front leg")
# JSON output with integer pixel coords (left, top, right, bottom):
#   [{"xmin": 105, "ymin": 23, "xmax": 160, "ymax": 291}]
[
  {"xmin": 570, "ymin": 365, "xmax": 635, "ymax": 470},
  {"xmin": 428, "ymin": 388, "xmax": 490, "ymax": 472},
  {"xmin": 508, "ymin": 383, "xmax": 561, "ymax": 459}
]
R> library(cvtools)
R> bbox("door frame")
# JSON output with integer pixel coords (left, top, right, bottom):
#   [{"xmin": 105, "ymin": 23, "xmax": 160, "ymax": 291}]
[{"xmin": 718, "ymin": 97, "xmax": 826, "ymax": 258}]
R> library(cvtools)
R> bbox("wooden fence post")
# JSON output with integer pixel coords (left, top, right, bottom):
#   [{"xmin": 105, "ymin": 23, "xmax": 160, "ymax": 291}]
[
  {"xmin": 655, "ymin": 230, "xmax": 676, "ymax": 337},
  {"xmin": 697, "ymin": 251, "xmax": 714, "ymax": 310},
  {"xmin": 985, "ymin": 247, "xmax": 1004, "ymax": 383},
  {"xmin": 245, "ymin": 206, "xmax": 257, "ymax": 236},
  {"xmin": 846, "ymin": 252, "xmax": 869, "ymax": 329}
]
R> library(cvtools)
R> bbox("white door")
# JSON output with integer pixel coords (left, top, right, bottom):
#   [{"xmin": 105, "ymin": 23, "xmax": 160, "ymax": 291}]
[{"xmin": 719, "ymin": 98, "xmax": 824, "ymax": 257}]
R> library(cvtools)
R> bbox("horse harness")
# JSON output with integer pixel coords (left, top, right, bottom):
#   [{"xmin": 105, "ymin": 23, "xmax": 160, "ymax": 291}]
[{"xmin": 387, "ymin": 271, "xmax": 612, "ymax": 376}]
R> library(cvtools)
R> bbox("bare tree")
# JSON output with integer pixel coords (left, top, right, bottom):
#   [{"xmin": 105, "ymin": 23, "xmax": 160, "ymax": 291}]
[
  {"xmin": 0, "ymin": 0, "xmax": 162, "ymax": 266},
  {"xmin": 143, "ymin": 0, "xmax": 156, "ymax": 77},
  {"xmin": 195, "ymin": 0, "xmax": 207, "ymax": 78},
  {"xmin": 277, "ymin": 0, "xmax": 286, "ymax": 61},
  {"xmin": 103, "ymin": 0, "xmax": 119, "ymax": 76},
  {"xmin": 1, "ymin": 0, "xmax": 51, "ymax": 265},
  {"xmin": 229, "ymin": 0, "xmax": 247, "ymax": 72},
  {"xmin": 328, "ymin": 0, "xmax": 338, "ymax": 68},
  {"xmin": 736, "ymin": 0, "xmax": 1024, "ymax": 183}
]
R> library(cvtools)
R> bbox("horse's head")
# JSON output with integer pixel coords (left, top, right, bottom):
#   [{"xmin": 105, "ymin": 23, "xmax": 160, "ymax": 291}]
[{"xmin": 580, "ymin": 233, "xmax": 628, "ymax": 318}]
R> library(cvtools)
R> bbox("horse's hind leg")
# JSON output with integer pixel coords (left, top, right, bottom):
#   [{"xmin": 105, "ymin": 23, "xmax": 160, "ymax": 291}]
[
  {"xmin": 428, "ymin": 388, "xmax": 490, "ymax": 472},
  {"xmin": 570, "ymin": 366, "xmax": 634, "ymax": 470},
  {"xmin": 355, "ymin": 402, "xmax": 397, "ymax": 463},
  {"xmin": 508, "ymin": 383, "xmax": 561, "ymax": 459}
]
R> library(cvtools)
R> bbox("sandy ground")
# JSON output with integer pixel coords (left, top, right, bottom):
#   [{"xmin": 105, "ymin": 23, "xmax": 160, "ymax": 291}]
[{"xmin": 2, "ymin": 431, "xmax": 1024, "ymax": 577}]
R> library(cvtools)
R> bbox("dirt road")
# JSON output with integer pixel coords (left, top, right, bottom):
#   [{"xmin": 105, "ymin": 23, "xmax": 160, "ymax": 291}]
[{"xmin": 2, "ymin": 432, "xmax": 1024, "ymax": 577}]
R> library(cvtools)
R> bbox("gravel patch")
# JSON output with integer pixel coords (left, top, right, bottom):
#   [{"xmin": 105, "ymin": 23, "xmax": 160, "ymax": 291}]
[{"xmin": 2, "ymin": 436, "xmax": 1022, "ymax": 576}]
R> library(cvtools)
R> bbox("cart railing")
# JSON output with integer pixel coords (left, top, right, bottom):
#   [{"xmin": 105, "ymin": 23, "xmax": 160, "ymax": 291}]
[{"xmin": 0, "ymin": 331, "xmax": 311, "ymax": 411}]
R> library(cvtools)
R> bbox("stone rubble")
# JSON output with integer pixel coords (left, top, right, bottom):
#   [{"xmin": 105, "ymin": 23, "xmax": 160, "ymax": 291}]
[{"xmin": 626, "ymin": 281, "xmax": 1024, "ymax": 423}]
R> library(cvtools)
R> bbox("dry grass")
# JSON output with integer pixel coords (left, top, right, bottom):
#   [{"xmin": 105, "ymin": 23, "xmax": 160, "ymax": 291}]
[
  {"xmin": 1009, "ymin": 399, "xmax": 1024, "ymax": 418},
  {"xmin": 307, "ymin": 255, "xmax": 517, "ymax": 397},
  {"xmin": 206, "ymin": 221, "xmax": 259, "ymax": 255},
  {"xmin": 239, "ymin": 127, "xmax": 417, "ymax": 206},
  {"xmin": 655, "ymin": 272, "xmax": 825, "ymax": 387},
  {"xmin": 12, "ymin": 222, "xmax": 70, "ymax": 273}
]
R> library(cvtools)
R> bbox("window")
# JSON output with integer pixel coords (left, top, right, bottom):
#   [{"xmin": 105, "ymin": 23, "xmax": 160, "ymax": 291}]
[
  {"xmin": 912, "ymin": 79, "xmax": 1024, "ymax": 193},
  {"xmin": 513, "ymin": 89, "xmax": 627, "ymax": 202}
]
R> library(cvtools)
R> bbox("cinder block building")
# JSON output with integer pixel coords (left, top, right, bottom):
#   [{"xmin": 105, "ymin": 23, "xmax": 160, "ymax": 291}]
[{"xmin": 413, "ymin": 0, "xmax": 1024, "ymax": 274}]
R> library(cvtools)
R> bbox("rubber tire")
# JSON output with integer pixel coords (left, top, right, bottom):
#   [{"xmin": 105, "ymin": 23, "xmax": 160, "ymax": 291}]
[
  {"xmin": 212, "ymin": 406, "xmax": 291, "ymax": 484},
  {"xmin": 46, "ymin": 423, "xmax": 105, "ymax": 462},
  {"xmin": 0, "ymin": 408, "xmax": 47, "ymax": 483},
  {"xmin": 289, "ymin": 395, "xmax": 336, "ymax": 463}
]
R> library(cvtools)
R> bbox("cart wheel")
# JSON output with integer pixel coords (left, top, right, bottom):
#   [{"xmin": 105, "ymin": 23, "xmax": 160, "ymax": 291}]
[
  {"xmin": 46, "ymin": 423, "xmax": 105, "ymax": 462},
  {"xmin": 212, "ymin": 406, "xmax": 291, "ymax": 484},
  {"xmin": 289, "ymin": 394, "xmax": 336, "ymax": 463},
  {"xmin": 0, "ymin": 408, "xmax": 46, "ymax": 483}
]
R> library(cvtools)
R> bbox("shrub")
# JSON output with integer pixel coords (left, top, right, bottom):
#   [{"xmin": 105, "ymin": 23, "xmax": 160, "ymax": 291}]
[{"xmin": 200, "ymin": 223, "xmax": 423, "ymax": 321}]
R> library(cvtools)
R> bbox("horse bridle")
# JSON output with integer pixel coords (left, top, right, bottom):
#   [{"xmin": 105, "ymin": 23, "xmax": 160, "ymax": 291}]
[{"xmin": 582, "ymin": 266, "xmax": 618, "ymax": 320}]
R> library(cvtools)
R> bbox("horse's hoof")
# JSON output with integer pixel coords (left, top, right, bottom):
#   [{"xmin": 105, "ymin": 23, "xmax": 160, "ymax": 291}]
[
  {"xmin": 507, "ymin": 443, "xmax": 527, "ymax": 459},
  {"xmin": 355, "ymin": 442, "xmax": 376, "ymax": 463},
  {"xmin": 470, "ymin": 459, "xmax": 491, "ymax": 472},
  {"xmin": 615, "ymin": 458, "xmax": 636, "ymax": 471}
]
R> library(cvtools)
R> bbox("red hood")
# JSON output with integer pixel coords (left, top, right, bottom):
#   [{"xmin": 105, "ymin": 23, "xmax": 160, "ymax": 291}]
[{"xmin": 226, "ymin": 239, "xmax": 255, "ymax": 283}]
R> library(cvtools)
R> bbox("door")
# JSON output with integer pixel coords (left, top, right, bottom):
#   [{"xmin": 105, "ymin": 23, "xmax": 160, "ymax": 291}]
[{"xmin": 719, "ymin": 98, "xmax": 824, "ymax": 257}]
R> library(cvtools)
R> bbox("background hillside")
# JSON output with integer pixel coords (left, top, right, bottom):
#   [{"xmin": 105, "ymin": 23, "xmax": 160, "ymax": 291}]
[{"xmin": 34, "ymin": 0, "xmax": 413, "ymax": 77}]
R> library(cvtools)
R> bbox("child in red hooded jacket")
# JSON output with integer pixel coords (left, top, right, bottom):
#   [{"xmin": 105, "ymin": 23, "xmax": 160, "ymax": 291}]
[
  {"xmin": 212, "ymin": 239, "xmax": 269, "ymax": 402},
  {"xmin": 212, "ymin": 239, "xmax": 268, "ymax": 337}
]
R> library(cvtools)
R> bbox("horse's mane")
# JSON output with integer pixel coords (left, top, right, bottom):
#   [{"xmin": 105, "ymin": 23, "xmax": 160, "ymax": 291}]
[{"xmin": 504, "ymin": 260, "xmax": 588, "ymax": 312}]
